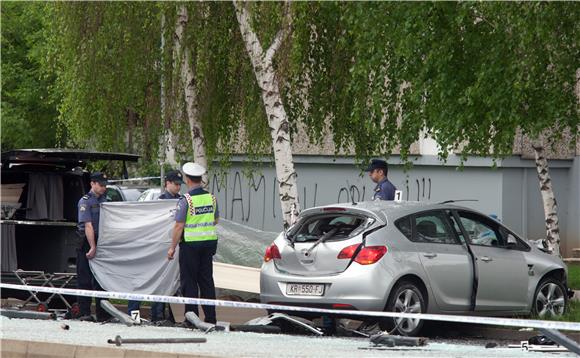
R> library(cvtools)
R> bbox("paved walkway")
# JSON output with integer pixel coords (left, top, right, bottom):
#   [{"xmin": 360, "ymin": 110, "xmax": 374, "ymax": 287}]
[{"xmin": 1, "ymin": 316, "xmax": 578, "ymax": 358}]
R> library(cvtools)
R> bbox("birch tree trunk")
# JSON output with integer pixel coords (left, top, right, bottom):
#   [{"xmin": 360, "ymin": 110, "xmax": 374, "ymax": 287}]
[
  {"xmin": 532, "ymin": 141, "xmax": 561, "ymax": 256},
  {"xmin": 175, "ymin": 5, "xmax": 208, "ymax": 187},
  {"xmin": 160, "ymin": 13, "xmax": 177, "ymax": 187},
  {"xmin": 233, "ymin": 1, "xmax": 300, "ymax": 228},
  {"xmin": 174, "ymin": 5, "xmax": 208, "ymax": 184}
]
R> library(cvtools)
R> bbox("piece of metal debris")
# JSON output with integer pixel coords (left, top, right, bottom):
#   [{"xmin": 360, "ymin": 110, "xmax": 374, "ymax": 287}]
[
  {"xmin": 539, "ymin": 329, "xmax": 580, "ymax": 355},
  {"xmin": 355, "ymin": 320, "xmax": 382, "ymax": 337},
  {"xmin": 107, "ymin": 335, "xmax": 206, "ymax": 346},
  {"xmin": 0, "ymin": 309, "xmax": 55, "ymax": 320},
  {"xmin": 244, "ymin": 313, "xmax": 323, "ymax": 336},
  {"xmin": 369, "ymin": 332, "xmax": 428, "ymax": 347},
  {"xmin": 100, "ymin": 301, "xmax": 138, "ymax": 327},
  {"xmin": 184, "ymin": 312, "xmax": 227, "ymax": 333}
]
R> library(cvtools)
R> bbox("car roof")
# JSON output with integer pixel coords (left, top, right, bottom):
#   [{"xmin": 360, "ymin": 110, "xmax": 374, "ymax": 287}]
[{"xmin": 306, "ymin": 200, "xmax": 472, "ymax": 222}]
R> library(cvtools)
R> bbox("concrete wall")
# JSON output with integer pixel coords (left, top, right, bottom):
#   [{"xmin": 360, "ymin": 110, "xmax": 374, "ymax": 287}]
[
  {"xmin": 501, "ymin": 167, "xmax": 574, "ymax": 252},
  {"xmin": 565, "ymin": 157, "xmax": 580, "ymax": 255},
  {"xmin": 209, "ymin": 155, "xmax": 579, "ymax": 257}
]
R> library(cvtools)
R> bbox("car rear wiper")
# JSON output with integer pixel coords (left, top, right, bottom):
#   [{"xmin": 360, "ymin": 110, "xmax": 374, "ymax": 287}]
[
  {"xmin": 305, "ymin": 227, "xmax": 339, "ymax": 256},
  {"xmin": 438, "ymin": 199, "xmax": 479, "ymax": 204}
]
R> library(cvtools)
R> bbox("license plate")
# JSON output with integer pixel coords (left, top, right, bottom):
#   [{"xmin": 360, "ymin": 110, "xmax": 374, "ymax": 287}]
[{"xmin": 286, "ymin": 283, "xmax": 325, "ymax": 296}]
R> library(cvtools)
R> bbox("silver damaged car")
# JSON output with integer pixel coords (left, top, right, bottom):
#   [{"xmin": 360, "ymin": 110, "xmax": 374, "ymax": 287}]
[{"xmin": 260, "ymin": 201, "xmax": 571, "ymax": 336}]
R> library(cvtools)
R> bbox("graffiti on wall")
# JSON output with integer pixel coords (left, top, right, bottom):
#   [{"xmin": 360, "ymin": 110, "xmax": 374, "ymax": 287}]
[
  {"xmin": 404, "ymin": 177, "xmax": 432, "ymax": 201},
  {"xmin": 210, "ymin": 171, "xmax": 434, "ymax": 230}
]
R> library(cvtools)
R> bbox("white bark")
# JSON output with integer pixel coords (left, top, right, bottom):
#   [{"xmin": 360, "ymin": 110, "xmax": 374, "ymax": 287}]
[
  {"xmin": 233, "ymin": 1, "xmax": 300, "ymax": 228},
  {"xmin": 532, "ymin": 142, "xmax": 561, "ymax": 256},
  {"xmin": 175, "ymin": 5, "xmax": 208, "ymax": 185},
  {"xmin": 160, "ymin": 14, "xmax": 177, "ymax": 170},
  {"xmin": 162, "ymin": 131, "xmax": 177, "ymax": 165}
]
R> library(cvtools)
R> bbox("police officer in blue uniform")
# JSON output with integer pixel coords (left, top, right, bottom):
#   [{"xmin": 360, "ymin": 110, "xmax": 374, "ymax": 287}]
[
  {"xmin": 158, "ymin": 170, "xmax": 183, "ymax": 199},
  {"xmin": 127, "ymin": 170, "xmax": 183, "ymax": 322},
  {"xmin": 76, "ymin": 172, "xmax": 111, "ymax": 321},
  {"xmin": 167, "ymin": 163, "xmax": 219, "ymax": 324},
  {"xmin": 365, "ymin": 159, "xmax": 397, "ymax": 201}
]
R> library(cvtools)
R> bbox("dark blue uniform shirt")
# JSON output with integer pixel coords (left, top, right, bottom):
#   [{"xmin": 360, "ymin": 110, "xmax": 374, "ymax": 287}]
[
  {"xmin": 373, "ymin": 178, "xmax": 397, "ymax": 201},
  {"xmin": 175, "ymin": 186, "xmax": 219, "ymax": 223},
  {"xmin": 77, "ymin": 190, "xmax": 106, "ymax": 235},
  {"xmin": 159, "ymin": 190, "xmax": 181, "ymax": 200}
]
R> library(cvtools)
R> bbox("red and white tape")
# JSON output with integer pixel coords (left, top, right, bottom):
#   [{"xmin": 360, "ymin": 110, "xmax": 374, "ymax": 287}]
[{"xmin": 1, "ymin": 283, "xmax": 579, "ymax": 331}]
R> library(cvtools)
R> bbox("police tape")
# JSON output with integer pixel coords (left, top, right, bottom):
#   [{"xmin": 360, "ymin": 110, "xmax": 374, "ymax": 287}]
[{"xmin": 2, "ymin": 283, "xmax": 579, "ymax": 331}]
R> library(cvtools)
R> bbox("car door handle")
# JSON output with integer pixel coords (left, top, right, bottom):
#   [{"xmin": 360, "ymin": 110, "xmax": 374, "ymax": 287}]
[
  {"xmin": 423, "ymin": 253, "xmax": 437, "ymax": 258},
  {"xmin": 480, "ymin": 256, "xmax": 493, "ymax": 262}
]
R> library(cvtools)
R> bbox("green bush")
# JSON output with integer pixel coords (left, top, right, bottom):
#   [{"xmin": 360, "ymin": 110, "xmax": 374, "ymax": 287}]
[{"xmin": 568, "ymin": 264, "xmax": 580, "ymax": 291}]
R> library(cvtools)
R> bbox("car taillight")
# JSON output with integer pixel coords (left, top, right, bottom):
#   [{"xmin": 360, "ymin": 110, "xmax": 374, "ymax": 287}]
[
  {"xmin": 337, "ymin": 244, "xmax": 387, "ymax": 265},
  {"xmin": 264, "ymin": 244, "xmax": 281, "ymax": 262},
  {"xmin": 337, "ymin": 244, "xmax": 360, "ymax": 259},
  {"xmin": 355, "ymin": 246, "xmax": 387, "ymax": 265}
]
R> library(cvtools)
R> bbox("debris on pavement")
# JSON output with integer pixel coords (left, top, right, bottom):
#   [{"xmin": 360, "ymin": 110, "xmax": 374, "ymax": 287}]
[
  {"xmin": 185, "ymin": 311, "xmax": 228, "ymax": 333},
  {"xmin": 335, "ymin": 319, "xmax": 371, "ymax": 338},
  {"xmin": 527, "ymin": 335, "xmax": 555, "ymax": 346},
  {"xmin": 355, "ymin": 320, "xmax": 382, "ymax": 337},
  {"xmin": 539, "ymin": 329, "xmax": 580, "ymax": 355},
  {"xmin": 369, "ymin": 332, "xmax": 428, "ymax": 347},
  {"xmin": 244, "ymin": 313, "xmax": 323, "ymax": 336},
  {"xmin": 107, "ymin": 335, "xmax": 206, "ymax": 346},
  {"xmin": 100, "ymin": 300, "xmax": 138, "ymax": 327},
  {"xmin": 0, "ymin": 309, "xmax": 55, "ymax": 320},
  {"xmin": 507, "ymin": 341, "xmax": 569, "ymax": 353},
  {"xmin": 230, "ymin": 324, "xmax": 282, "ymax": 334}
]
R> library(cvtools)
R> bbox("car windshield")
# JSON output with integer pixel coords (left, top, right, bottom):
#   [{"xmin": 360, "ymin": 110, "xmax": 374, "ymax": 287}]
[{"xmin": 287, "ymin": 214, "xmax": 369, "ymax": 243}]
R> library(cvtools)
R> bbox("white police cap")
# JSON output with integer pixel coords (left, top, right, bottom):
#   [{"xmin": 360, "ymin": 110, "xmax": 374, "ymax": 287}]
[{"xmin": 182, "ymin": 162, "xmax": 206, "ymax": 177}]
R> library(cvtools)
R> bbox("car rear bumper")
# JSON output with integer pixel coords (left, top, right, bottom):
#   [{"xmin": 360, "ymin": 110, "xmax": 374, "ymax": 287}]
[{"xmin": 260, "ymin": 260, "xmax": 394, "ymax": 312}]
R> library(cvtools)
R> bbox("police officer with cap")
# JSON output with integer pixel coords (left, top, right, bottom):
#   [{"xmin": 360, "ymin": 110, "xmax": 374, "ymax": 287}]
[
  {"xmin": 167, "ymin": 162, "xmax": 219, "ymax": 324},
  {"xmin": 365, "ymin": 159, "xmax": 397, "ymax": 201},
  {"xmin": 76, "ymin": 172, "xmax": 111, "ymax": 321},
  {"xmin": 128, "ymin": 169, "xmax": 183, "ymax": 322},
  {"xmin": 159, "ymin": 170, "xmax": 183, "ymax": 199}
]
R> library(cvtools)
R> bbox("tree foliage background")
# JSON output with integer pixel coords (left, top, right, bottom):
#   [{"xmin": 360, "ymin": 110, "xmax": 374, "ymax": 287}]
[
  {"xmin": 1, "ymin": 2, "xmax": 58, "ymax": 150},
  {"xmin": 286, "ymin": 2, "xmax": 579, "ymax": 165},
  {"xmin": 38, "ymin": 2, "xmax": 273, "ymax": 172},
  {"xmin": 2, "ymin": 2, "xmax": 578, "ymax": 168}
]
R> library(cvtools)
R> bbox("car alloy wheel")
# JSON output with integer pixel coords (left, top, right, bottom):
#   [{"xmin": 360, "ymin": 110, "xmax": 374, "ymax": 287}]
[
  {"xmin": 393, "ymin": 288, "xmax": 423, "ymax": 334},
  {"xmin": 535, "ymin": 280, "xmax": 566, "ymax": 318},
  {"xmin": 381, "ymin": 281, "xmax": 426, "ymax": 336}
]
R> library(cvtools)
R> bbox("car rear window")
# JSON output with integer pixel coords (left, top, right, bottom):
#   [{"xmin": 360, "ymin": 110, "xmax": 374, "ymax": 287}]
[{"xmin": 288, "ymin": 214, "xmax": 369, "ymax": 243}]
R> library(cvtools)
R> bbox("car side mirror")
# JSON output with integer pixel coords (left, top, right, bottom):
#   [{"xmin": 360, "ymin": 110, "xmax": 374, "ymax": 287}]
[{"xmin": 507, "ymin": 234, "xmax": 517, "ymax": 247}]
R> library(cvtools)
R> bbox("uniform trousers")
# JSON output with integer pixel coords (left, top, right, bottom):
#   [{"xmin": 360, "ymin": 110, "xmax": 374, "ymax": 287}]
[
  {"xmin": 179, "ymin": 240, "xmax": 217, "ymax": 324},
  {"xmin": 76, "ymin": 236, "xmax": 110, "ymax": 321}
]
